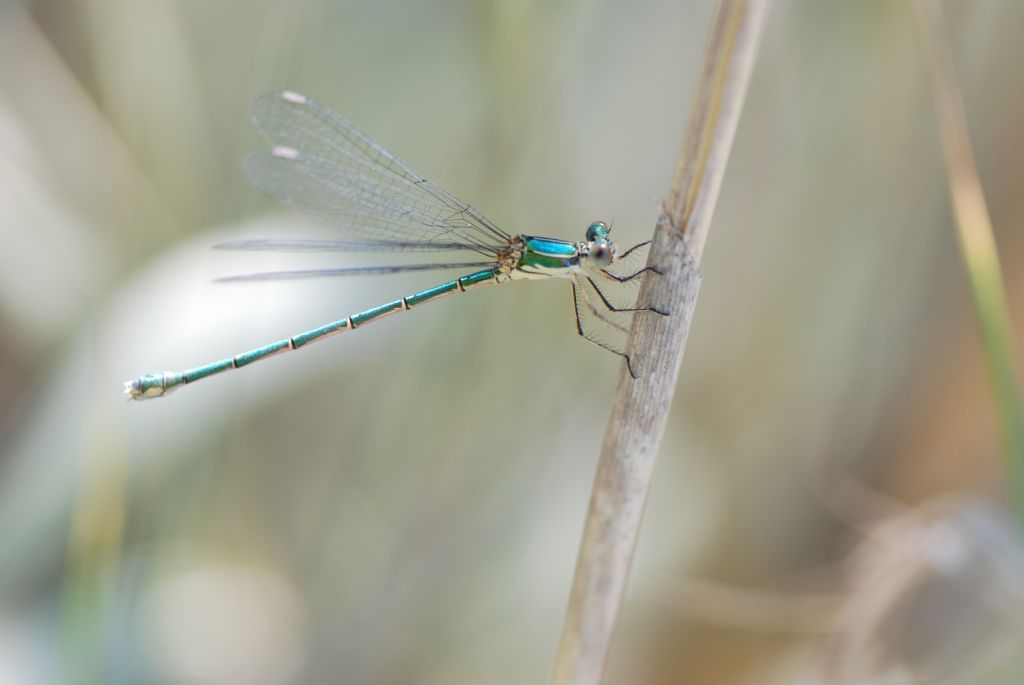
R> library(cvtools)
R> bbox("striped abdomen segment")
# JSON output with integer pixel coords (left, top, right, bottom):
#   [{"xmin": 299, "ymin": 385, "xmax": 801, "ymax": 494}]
[{"xmin": 125, "ymin": 268, "xmax": 499, "ymax": 399}]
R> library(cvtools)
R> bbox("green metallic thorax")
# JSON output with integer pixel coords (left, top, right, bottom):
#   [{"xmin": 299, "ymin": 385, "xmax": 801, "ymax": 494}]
[{"xmin": 513, "ymin": 236, "xmax": 581, "ymax": 280}]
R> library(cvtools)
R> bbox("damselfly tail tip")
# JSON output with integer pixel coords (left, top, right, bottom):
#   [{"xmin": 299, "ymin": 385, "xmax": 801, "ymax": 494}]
[
  {"xmin": 123, "ymin": 378, "xmax": 141, "ymax": 400},
  {"xmin": 123, "ymin": 372, "xmax": 178, "ymax": 400}
]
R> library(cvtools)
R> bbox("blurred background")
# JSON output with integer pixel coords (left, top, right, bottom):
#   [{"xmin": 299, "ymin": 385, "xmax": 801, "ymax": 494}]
[{"xmin": 2, "ymin": 0, "xmax": 1023, "ymax": 683}]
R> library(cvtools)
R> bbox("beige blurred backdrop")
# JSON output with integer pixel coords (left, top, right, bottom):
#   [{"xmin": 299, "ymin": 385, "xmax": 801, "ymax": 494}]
[{"xmin": 1, "ymin": 1, "xmax": 1023, "ymax": 683}]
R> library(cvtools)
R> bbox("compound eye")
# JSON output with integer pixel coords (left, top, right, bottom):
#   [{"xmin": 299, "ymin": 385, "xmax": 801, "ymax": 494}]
[
  {"xmin": 586, "ymin": 222, "xmax": 610, "ymax": 242},
  {"xmin": 590, "ymin": 241, "xmax": 612, "ymax": 266}
]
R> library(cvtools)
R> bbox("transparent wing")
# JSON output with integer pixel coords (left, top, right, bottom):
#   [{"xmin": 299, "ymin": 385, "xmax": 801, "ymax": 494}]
[
  {"xmin": 572, "ymin": 275, "xmax": 634, "ymax": 359},
  {"xmin": 216, "ymin": 261, "xmax": 495, "ymax": 282},
  {"xmin": 245, "ymin": 91, "xmax": 511, "ymax": 257},
  {"xmin": 214, "ymin": 239, "xmax": 486, "ymax": 253}
]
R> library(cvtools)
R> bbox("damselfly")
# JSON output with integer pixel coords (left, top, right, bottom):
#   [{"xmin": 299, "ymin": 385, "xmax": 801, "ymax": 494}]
[{"xmin": 125, "ymin": 91, "xmax": 666, "ymax": 400}]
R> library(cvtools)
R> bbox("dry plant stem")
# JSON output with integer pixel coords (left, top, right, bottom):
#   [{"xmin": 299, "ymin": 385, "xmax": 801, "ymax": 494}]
[
  {"xmin": 911, "ymin": 0, "xmax": 1024, "ymax": 527},
  {"xmin": 551, "ymin": 1, "xmax": 770, "ymax": 684}
]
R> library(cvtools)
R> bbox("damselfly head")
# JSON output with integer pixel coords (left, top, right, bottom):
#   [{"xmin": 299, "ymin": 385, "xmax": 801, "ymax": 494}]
[{"xmin": 583, "ymin": 221, "xmax": 616, "ymax": 267}]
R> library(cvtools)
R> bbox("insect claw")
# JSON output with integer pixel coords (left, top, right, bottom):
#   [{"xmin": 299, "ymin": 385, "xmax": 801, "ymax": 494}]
[{"xmin": 626, "ymin": 355, "xmax": 639, "ymax": 379}]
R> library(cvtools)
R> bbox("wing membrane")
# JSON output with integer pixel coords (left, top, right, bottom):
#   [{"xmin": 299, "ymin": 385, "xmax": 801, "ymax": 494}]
[
  {"xmin": 572, "ymin": 275, "xmax": 633, "ymax": 358},
  {"xmin": 246, "ymin": 91, "xmax": 510, "ymax": 256},
  {"xmin": 216, "ymin": 262, "xmax": 495, "ymax": 282},
  {"xmin": 214, "ymin": 239, "xmax": 485, "ymax": 252}
]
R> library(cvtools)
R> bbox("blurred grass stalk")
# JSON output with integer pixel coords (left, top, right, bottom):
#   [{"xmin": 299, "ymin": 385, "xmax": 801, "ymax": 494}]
[
  {"xmin": 60, "ymin": 435, "xmax": 128, "ymax": 683},
  {"xmin": 912, "ymin": 0, "xmax": 1024, "ymax": 528},
  {"xmin": 551, "ymin": 1, "xmax": 770, "ymax": 684}
]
